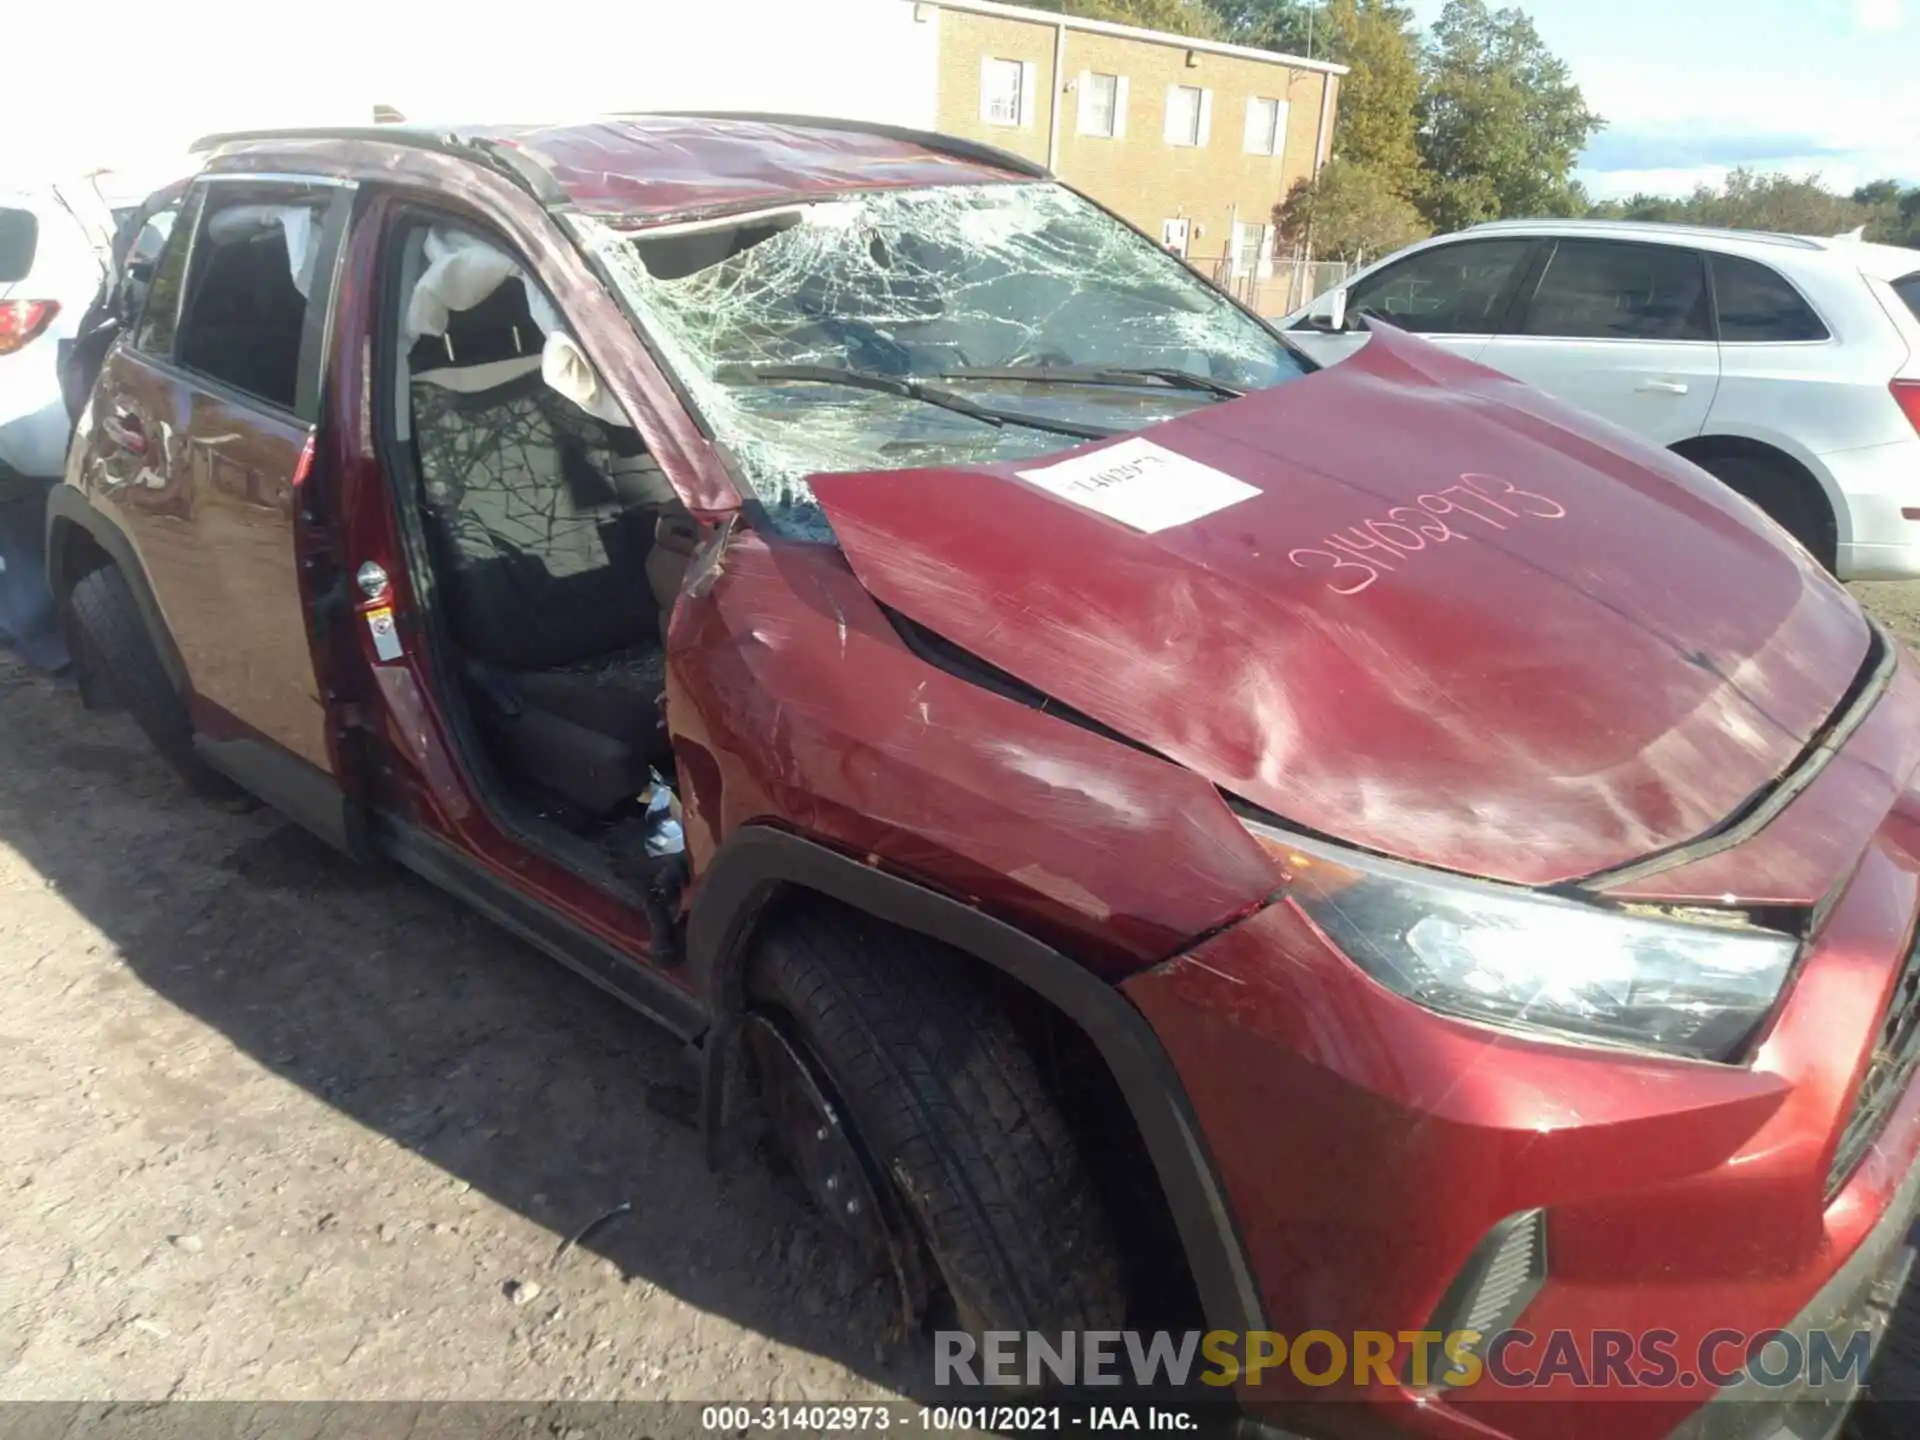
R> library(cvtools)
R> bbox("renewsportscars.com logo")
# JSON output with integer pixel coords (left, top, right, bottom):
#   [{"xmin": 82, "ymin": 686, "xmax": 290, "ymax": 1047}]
[{"xmin": 934, "ymin": 1328, "xmax": 1875, "ymax": 1393}]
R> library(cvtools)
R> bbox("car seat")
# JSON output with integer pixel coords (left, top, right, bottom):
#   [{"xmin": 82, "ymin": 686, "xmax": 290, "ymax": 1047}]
[{"xmin": 408, "ymin": 281, "xmax": 674, "ymax": 817}]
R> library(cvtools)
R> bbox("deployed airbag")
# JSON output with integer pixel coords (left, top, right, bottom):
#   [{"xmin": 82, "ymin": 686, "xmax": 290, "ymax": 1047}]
[
  {"xmin": 405, "ymin": 225, "xmax": 563, "ymax": 344},
  {"xmin": 202, "ymin": 203, "xmax": 321, "ymax": 298}
]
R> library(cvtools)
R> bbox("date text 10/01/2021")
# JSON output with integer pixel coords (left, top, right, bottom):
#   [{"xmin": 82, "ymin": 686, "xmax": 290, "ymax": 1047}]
[{"xmin": 697, "ymin": 1405, "xmax": 1198, "ymax": 1432}]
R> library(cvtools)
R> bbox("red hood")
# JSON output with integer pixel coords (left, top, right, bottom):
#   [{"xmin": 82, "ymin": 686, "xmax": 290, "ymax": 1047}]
[{"xmin": 809, "ymin": 324, "xmax": 1870, "ymax": 886}]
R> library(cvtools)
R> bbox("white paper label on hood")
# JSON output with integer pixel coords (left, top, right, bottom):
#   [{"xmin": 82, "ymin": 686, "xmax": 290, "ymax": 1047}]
[{"xmin": 1016, "ymin": 438, "xmax": 1260, "ymax": 533}]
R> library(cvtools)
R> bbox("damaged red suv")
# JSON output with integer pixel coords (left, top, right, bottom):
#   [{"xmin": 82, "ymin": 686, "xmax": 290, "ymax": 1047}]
[{"xmin": 47, "ymin": 117, "xmax": 1920, "ymax": 1438}]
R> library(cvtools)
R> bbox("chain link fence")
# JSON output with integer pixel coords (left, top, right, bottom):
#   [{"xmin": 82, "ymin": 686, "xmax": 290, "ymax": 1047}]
[{"xmin": 1205, "ymin": 255, "xmax": 1355, "ymax": 320}]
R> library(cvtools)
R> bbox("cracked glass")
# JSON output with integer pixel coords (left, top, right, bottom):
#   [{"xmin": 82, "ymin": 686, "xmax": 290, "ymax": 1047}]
[{"xmin": 573, "ymin": 182, "xmax": 1309, "ymax": 539}]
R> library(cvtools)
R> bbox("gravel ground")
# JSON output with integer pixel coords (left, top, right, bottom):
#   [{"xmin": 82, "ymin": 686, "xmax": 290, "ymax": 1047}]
[
  {"xmin": 3, "ymin": 583, "xmax": 1920, "ymax": 1426},
  {"xmin": 0, "ymin": 660, "xmax": 906, "ymax": 1406}
]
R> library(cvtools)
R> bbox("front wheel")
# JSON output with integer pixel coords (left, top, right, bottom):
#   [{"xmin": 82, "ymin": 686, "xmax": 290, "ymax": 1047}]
[{"xmin": 746, "ymin": 902, "xmax": 1128, "ymax": 1344}]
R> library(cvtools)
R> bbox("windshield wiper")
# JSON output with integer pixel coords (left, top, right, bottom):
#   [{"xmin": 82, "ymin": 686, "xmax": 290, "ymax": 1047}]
[
  {"xmin": 723, "ymin": 364, "xmax": 1117, "ymax": 441},
  {"xmin": 942, "ymin": 364, "xmax": 1244, "ymax": 400}
]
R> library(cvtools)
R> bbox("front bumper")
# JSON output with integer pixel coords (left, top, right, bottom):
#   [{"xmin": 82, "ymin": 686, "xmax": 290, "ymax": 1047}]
[
  {"xmin": 1667, "ymin": 1150, "xmax": 1920, "ymax": 1440},
  {"xmin": 1122, "ymin": 692, "xmax": 1920, "ymax": 1440}
]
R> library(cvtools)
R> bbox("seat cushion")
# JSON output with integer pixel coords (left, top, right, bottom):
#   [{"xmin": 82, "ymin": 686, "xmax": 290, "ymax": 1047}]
[
  {"xmin": 510, "ymin": 645, "xmax": 668, "ymax": 751},
  {"xmin": 474, "ymin": 702, "xmax": 647, "ymax": 818}
]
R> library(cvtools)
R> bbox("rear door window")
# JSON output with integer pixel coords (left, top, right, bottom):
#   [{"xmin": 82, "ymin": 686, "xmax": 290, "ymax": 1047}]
[
  {"xmin": 1894, "ymin": 272, "xmax": 1920, "ymax": 323},
  {"xmin": 1711, "ymin": 254, "xmax": 1830, "ymax": 342},
  {"xmin": 130, "ymin": 187, "xmax": 203, "ymax": 357},
  {"xmin": 172, "ymin": 188, "xmax": 331, "ymax": 413},
  {"xmin": 1518, "ymin": 240, "xmax": 1712, "ymax": 341},
  {"xmin": 0, "ymin": 206, "xmax": 37, "ymax": 285},
  {"xmin": 1344, "ymin": 239, "xmax": 1536, "ymax": 335}
]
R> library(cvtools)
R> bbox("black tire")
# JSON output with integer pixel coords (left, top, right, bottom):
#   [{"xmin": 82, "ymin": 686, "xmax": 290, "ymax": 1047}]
[
  {"xmin": 747, "ymin": 902, "xmax": 1128, "ymax": 1338},
  {"xmin": 66, "ymin": 564, "xmax": 236, "ymax": 797},
  {"xmin": 1698, "ymin": 453, "xmax": 1835, "ymax": 571}
]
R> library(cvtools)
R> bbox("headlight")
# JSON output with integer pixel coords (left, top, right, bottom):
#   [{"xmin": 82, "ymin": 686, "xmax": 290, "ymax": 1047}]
[{"xmin": 1243, "ymin": 820, "xmax": 1798, "ymax": 1062}]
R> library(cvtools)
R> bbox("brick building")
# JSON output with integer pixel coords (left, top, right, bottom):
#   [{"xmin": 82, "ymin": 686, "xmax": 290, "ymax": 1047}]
[
  {"xmin": 921, "ymin": 0, "xmax": 1345, "ymax": 307},
  {"xmin": 47, "ymin": 0, "xmax": 1341, "ymax": 315}
]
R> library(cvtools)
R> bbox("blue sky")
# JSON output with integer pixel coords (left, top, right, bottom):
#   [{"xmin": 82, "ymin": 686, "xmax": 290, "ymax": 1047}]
[{"xmin": 1406, "ymin": 0, "xmax": 1920, "ymax": 199}]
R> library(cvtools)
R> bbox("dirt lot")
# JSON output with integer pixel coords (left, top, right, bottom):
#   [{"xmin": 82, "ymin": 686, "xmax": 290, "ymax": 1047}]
[
  {"xmin": 4, "ymin": 584, "xmax": 1920, "ymax": 1419},
  {"xmin": 0, "ymin": 670, "xmax": 905, "ymax": 1405}
]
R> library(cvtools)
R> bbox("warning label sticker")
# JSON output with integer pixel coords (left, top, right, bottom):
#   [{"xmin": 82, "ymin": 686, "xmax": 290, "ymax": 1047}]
[{"xmin": 366, "ymin": 606, "xmax": 404, "ymax": 662}]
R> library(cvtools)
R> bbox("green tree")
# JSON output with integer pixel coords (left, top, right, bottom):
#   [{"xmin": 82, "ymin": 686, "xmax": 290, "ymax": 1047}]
[
  {"xmin": 1416, "ymin": 0, "xmax": 1602, "ymax": 232},
  {"xmin": 1321, "ymin": 0, "xmax": 1424, "ymax": 200},
  {"xmin": 1854, "ymin": 179, "xmax": 1920, "ymax": 246},
  {"xmin": 1024, "ymin": 0, "xmax": 1220, "ymax": 36},
  {"xmin": 1685, "ymin": 170, "xmax": 1869, "ymax": 235},
  {"xmin": 1587, "ymin": 192, "xmax": 1684, "ymax": 223},
  {"xmin": 1273, "ymin": 157, "xmax": 1431, "ymax": 263},
  {"xmin": 1205, "ymin": 0, "xmax": 1317, "ymax": 54},
  {"xmin": 1585, "ymin": 172, "xmax": 1920, "ymax": 248}
]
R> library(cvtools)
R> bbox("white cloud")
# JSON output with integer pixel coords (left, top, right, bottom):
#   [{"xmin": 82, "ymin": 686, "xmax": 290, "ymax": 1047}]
[{"xmin": 1857, "ymin": 0, "xmax": 1905, "ymax": 32}]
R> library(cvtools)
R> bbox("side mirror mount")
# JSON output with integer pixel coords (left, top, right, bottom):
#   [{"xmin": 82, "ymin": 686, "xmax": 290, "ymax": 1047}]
[{"xmin": 1305, "ymin": 286, "xmax": 1350, "ymax": 333}]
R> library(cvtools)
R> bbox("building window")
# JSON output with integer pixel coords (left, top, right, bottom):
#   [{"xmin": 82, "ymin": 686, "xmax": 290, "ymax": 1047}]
[
  {"xmin": 1244, "ymin": 96, "xmax": 1287, "ymax": 156},
  {"xmin": 981, "ymin": 57, "xmax": 1033, "ymax": 128},
  {"xmin": 1164, "ymin": 84, "xmax": 1210, "ymax": 147},
  {"xmin": 1231, "ymin": 220, "xmax": 1268, "ymax": 279},
  {"xmin": 1078, "ymin": 71, "xmax": 1126, "ymax": 138},
  {"xmin": 1161, "ymin": 218, "xmax": 1190, "ymax": 258}
]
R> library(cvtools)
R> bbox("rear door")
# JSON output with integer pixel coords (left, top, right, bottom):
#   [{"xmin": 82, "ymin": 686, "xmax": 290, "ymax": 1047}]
[
  {"xmin": 1476, "ymin": 237, "xmax": 1720, "ymax": 442},
  {"xmin": 1287, "ymin": 236, "xmax": 1540, "ymax": 367},
  {"xmin": 78, "ymin": 175, "xmax": 359, "ymax": 838}
]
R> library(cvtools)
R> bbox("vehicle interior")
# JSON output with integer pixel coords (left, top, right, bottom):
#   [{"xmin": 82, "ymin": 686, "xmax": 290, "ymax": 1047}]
[
  {"xmin": 382, "ymin": 217, "xmax": 699, "ymax": 926},
  {"xmin": 180, "ymin": 202, "xmax": 323, "ymax": 410}
]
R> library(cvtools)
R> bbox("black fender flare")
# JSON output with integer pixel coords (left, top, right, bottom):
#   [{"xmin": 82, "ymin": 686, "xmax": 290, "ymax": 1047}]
[
  {"xmin": 44, "ymin": 485, "xmax": 189, "ymax": 693},
  {"xmin": 686, "ymin": 825, "xmax": 1269, "ymax": 1338}
]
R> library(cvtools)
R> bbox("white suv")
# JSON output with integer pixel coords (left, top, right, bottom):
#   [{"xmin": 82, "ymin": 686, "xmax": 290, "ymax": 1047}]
[
  {"xmin": 0, "ymin": 179, "xmax": 125, "ymax": 480},
  {"xmin": 1287, "ymin": 220, "xmax": 1920, "ymax": 579}
]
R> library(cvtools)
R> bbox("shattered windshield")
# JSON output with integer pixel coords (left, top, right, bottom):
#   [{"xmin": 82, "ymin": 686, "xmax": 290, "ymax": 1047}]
[{"xmin": 576, "ymin": 183, "xmax": 1308, "ymax": 538}]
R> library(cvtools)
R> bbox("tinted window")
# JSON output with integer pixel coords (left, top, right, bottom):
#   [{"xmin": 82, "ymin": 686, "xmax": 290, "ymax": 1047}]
[
  {"xmin": 0, "ymin": 207, "xmax": 37, "ymax": 285},
  {"xmin": 1521, "ymin": 240, "xmax": 1711, "ymax": 341},
  {"xmin": 128, "ymin": 207, "xmax": 177, "ymax": 269},
  {"xmin": 1894, "ymin": 272, "xmax": 1920, "ymax": 324},
  {"xmin": 1346, "ymin": 239, "xmax": 1533, "ymax": 335},
  {"xmin": 174, "ymin": 191, "xmax": 326, "ymax": 411},
  {"xmin": 131, "ymin": 188, "xmax": 202, "ymax": 357},
  {"xmin": 1712, "ymin": 254, "xmax": 1829, "ymax": 342}
]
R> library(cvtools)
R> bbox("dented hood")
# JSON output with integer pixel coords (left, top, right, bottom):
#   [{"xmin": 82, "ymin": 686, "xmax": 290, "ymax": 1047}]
[{"xmin": 808, "ymin": 325, "xmax": 1871, "ymax": 887}]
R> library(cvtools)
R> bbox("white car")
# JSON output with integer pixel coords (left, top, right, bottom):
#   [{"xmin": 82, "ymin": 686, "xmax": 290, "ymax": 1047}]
[
  {"xmin": 1287, "ymin": 219, "xmax": 1920, "ymax": 579},
  {"xmin": 0, "ymin": 179, "xmax": 117, "ymax": 480}
]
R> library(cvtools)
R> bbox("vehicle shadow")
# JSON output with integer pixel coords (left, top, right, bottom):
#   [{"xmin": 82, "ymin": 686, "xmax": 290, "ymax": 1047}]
[{"xmin": 0, "ymin": 655, "xmax": 936, "ymax": 1402}]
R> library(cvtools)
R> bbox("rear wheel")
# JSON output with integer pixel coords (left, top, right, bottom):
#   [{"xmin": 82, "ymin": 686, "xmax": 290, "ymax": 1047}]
[
  {"xmin": 1697, "ymin": 452, "xmax": 1835, "ymax": 571},
  {"xmin": 66, "ymin": 564, "xmax": 237, "ymax": 798},
  {"xmin": 745, "ymin": 902, "xmax": 1128, "ymax": 1346}
]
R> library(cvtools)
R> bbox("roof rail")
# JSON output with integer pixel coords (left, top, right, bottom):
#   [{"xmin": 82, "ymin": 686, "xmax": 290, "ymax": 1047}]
[
  {"xmin": 189, "ymin": 126, "xmax": 569, "ymax": 206},
  {"xmin": 1463, "ymin": 217, "xmax": 1826, "ymax": 251},
  {"xmin": 626, "ymin": 111, "xmax": 1052, "ymax": 179}
]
